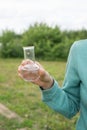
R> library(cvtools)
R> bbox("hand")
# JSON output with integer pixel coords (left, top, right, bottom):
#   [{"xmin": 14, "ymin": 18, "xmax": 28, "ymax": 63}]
[{"xmin": 18, "ymin": 60, "xmax": 54, "ymax": 89}]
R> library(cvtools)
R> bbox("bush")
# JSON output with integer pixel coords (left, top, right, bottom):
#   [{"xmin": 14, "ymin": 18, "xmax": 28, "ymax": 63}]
[{"xmin": 0, "ymin": 23, "xmax": 87, "ymax": 60}]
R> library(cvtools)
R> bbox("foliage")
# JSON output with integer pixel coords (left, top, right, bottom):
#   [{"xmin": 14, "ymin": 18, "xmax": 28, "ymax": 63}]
[
  {"xmin": 0, "ymin": 24, "xmax": 87, "ymax": 60},
  {"xmin": 0, "ymin": 30, "xmax": 23, "ymax": 58}
]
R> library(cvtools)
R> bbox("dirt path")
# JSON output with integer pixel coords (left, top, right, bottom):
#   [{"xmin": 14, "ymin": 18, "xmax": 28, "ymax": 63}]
[{"xmin": 0, "ymin": 103, "xmax": 23, "ymax": 122}]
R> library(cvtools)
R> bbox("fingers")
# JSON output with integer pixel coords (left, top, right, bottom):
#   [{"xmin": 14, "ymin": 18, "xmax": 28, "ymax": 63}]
[
  {"xmin": 18, "ymin": 59, "xmax": 33, "ymax": 74},
  {"xmin": 21, "ymin": 59, "xmax": 34, "ymax": 66},
  {"xmin": 35, "ymin": 61, "xmax": 43, "ymax": 68},
  {"xmin": 18, "ymin": 60, "xmax": 44, "ymax": 77},
  {"xmin": 34, "ymin": 62, "xmax": 46, "ymax": 77},
  {"xmin": 18, "ymin": 65, "xmax": 22, "ymax": 73},
  {"xmin": 18, "ymin": 73, "xmax": 23, "ymax": 79},
  {"xmin": 18, "ymin": 60, "xmax": 49, "ymax": 83}
]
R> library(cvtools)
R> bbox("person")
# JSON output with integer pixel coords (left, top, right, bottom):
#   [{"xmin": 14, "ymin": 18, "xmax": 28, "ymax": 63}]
[{"xmin": 18, "ymin": 39, "xmax": 87, "ymax": 130}]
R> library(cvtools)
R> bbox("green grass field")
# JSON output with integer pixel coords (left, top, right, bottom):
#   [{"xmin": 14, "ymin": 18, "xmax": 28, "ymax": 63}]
[{"xmin": 0, "ymin": 59, "xmax": 78, "ymax": 130}]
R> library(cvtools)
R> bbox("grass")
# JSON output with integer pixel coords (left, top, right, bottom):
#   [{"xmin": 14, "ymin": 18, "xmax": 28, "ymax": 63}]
[{"xmin": 0, "ymin": 58, "xmax": 78, "ymax": 130}]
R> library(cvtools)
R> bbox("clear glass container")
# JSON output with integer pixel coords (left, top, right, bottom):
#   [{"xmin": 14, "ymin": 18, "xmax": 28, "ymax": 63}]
[{"xmin": 22, "ymin": 46, "xmax": 39, "ymax": 81}]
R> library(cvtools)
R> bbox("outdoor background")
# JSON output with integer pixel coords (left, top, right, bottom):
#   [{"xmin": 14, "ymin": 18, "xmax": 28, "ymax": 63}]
[{"xmin": 0, "ymin": 0, "xmax": 87, "ymax": 130}]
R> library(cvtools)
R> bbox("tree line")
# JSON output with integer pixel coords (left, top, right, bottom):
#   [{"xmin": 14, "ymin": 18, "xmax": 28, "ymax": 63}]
[{"xmin": 0, "ymin": 23, "xmax": 87, "ymax": 60}]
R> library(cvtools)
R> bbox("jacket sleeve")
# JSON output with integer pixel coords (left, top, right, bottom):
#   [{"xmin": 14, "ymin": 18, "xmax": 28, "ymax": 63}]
[{"xmin": 40, "ymin": 42, "xmax": 80, "ymax": 119}]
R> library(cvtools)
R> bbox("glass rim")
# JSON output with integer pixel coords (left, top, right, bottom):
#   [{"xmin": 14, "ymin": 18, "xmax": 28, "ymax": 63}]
[{"xmin": 23, "ymin": 46, "xmax": 34, "ymax": 50}]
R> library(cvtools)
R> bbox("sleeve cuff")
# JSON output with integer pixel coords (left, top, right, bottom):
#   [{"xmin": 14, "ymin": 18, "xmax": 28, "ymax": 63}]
[{"xmin": 40, "ymin": 80, "xmax": 59, "ymax": 101}]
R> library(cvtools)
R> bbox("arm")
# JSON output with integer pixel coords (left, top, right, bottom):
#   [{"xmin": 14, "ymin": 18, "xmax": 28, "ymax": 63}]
[
  {"xmin": 18, "ymin": 42, "xmax": 80, "ymax": 119},
  {"xmin": 41, "ymin": 42, "xmax": 80, "ymax": 119}
]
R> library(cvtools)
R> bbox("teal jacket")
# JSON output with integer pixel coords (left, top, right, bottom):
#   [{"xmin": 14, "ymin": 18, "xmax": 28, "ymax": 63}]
[{"xmin": 41, "ymin": 39, "xmax": 87, "ymax": 130}]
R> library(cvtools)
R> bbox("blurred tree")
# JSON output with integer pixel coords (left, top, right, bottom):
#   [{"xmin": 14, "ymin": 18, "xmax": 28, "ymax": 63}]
[
  {"xmin": 0, "ymin": 30, "xmax": 22, "ymax": 58},
  {"xmin": 0, "ymin": 24, "xmax": 87, "ymax": 60}
]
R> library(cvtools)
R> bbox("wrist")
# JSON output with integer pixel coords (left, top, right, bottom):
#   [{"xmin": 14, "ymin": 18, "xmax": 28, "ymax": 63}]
[{"xmin": 40, "ymin": 77, "xmax": 54, "ymax": 90}]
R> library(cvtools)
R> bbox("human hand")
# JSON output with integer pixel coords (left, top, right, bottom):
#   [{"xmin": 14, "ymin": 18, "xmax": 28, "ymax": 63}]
[{"xmin": 18, "ymin": 60, "xmax": 54, "ymax": 89}]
